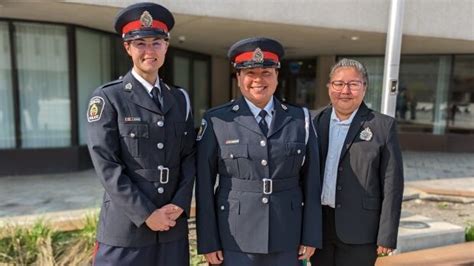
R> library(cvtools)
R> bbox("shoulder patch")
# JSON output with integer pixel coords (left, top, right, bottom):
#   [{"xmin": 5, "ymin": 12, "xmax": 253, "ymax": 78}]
[
  {"xmin": 87, "ymin": 96, "xmax": 105, "ymax": 122},
  {"xmin": 196, "ymin": 118, "xmax": 207, "ymax": 141}
]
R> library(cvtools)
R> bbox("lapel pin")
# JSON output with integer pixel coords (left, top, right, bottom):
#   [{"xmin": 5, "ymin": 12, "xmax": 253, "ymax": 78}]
[{"xmin": 360, "ymin": 127, "xmax": 373, "ymax": 141}]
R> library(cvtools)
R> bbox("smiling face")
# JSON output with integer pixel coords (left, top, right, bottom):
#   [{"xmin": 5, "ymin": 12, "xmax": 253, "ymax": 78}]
[
  {"xmin": 237, "ymin": 67, "xmax": 278, "ymax": 109},
  {"xmin": 328, "ymin": 67, "xmax": 367, "ymax": 120},
  {"xmin": 124, "ymin": 37, "xmax": 168, "ymax": 83}
]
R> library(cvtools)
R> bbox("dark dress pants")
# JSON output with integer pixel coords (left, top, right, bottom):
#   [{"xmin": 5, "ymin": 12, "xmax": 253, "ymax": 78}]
[
  {"xmin": 311, "ymin": 206, "xmax": 377, "ymax": 266},
  {"xmin": 94, "ymin": 238, "xmax": 189, "ymax": 266},
  {"xmin": 222, "ymin": 249, "xmax": 301, "ymax": 266}
]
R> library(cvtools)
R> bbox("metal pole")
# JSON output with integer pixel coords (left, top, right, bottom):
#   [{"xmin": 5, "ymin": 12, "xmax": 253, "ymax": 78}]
[{"xmin": 380, "ymin": 0, "xmax": 405, "ymax": 117}]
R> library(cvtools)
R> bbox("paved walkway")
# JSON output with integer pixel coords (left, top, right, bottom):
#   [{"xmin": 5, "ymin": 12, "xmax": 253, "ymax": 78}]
[{"xmin": 0, "ymin": 151, "xmax": 473, "ymax": 218}]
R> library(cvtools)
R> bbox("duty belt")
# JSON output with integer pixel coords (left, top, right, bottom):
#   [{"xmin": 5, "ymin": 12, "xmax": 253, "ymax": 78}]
[{"xmin": 219, "ymin": 177, "xmax": 300, "ymax": 194}]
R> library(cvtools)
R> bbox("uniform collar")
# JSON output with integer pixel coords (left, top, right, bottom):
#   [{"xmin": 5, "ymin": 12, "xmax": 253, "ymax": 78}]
[
  {"xmin": 244, "ymin": 97, "xmax": 274, "ymax": 120},
  {"xmin": 131, "ymin": 68, "xmax": 161, "ymax": 95}
]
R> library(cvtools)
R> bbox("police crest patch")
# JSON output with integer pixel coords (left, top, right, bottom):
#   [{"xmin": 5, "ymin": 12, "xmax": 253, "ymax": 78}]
[
  {"xmin": 196, "ymin": 119, "xmax": 207, "ymax": 141},
  {"xmin": 87, "ymin": 96, "xmax": 105, "ymax": 122}
]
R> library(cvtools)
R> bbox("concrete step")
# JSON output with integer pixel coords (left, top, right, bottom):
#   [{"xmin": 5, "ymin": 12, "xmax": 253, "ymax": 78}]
[{"xmin": 395, "ymin": 212, "xmax": 465, "ymax": 254}]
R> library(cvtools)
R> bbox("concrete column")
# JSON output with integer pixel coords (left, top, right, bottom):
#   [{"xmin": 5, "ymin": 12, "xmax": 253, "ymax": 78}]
[
  {"xmin": 314, "ymin": 55, "xmax": 336, "ymax": 109},
  {"xmin": 211, "ymin": 56, "xmax": 231, "ymax": 107}
]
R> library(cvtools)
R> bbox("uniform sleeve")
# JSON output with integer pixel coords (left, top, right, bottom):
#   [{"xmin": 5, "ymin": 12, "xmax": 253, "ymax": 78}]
[
  {"xmin": 87, "ymin": 89, "xmax": 157, "ymax": 227},
  {"xmin": 300, "ymin": 120, "xmax": 323, "ymax": 249},
  {"xmin": 171, "ymin": 107, "xmax": 196, "ymax": 218},
  {"xmin": 377, "ymin": 119, "xmax": 404, "ymax": 248},
  {"xmin": 195, "ymin": 115, "xmax": 222, "ymax": 254}
]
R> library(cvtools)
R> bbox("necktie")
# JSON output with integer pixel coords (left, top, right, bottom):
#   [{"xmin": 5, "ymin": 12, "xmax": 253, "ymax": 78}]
[
  {"xmin": 258, "ymin": 110, "xmax": 269, "ymax": 136},
  {"xmin": 151, "ymin": 86, "xmax": 162, "ymax": 111}
]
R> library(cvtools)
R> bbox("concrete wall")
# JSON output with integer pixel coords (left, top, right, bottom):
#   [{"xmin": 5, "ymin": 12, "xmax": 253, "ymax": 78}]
[{"xmin": 69, "ymin": 0, "xmax": 474, "ymax": 41}]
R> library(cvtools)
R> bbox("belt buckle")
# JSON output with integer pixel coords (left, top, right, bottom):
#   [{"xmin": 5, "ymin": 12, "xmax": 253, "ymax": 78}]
[
  {"xmin": 263, "ymin": 178, "xmax": 272, "ymax": 195},
  {"xmin": 158, "ymin": 165, "xmax": 169, "ymax": 184}
]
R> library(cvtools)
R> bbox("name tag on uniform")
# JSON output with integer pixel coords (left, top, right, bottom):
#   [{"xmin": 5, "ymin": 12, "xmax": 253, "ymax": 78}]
[
  {"xmin": 225, "ymin": 139, "xmax": 240, "ymax": 144},
  {"xmin": 124, "ymin": 117, "xmax": 141, "ymax": 122}
]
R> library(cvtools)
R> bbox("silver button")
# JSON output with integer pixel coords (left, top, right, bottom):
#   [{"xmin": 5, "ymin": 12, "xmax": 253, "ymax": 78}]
[
  {"xmin": 262, "ymin": 197, "xmax": 269, "ymax": 204},
  {"xmin": 129, "ymin": 132, "xmax": 136, "ymax": 138},
  {"xmin": 301, "ymin": 202, "xmax": 305, "ymax": 207},
  {"xmin": 220, "ymin": 205, "xmax": 225, "ymax": 211},
  {"xmin": 157, "ymin": 143, "xmax": 164, "ymax": 149},
  {"xmin": 260, "ymin": 140, "xmax": 266, "ymax": 147},
  {"xmin": 157, "ymin": 187, "xmax": 164, "ymax": 194},
  {"xmin": 297, "ymin": 149, "xmax": 302, "ymax": 154},
  {"xmin": 184, "ymin": 131, "xmax": 188, "ymax": 135},
  {"xmin": 261, "ymin": 159, "xmax": 268, "ymax": 166},
  {"xmin": 157, "ymin": 120, "xmax": 164, "ymax": 127},
  {"xmin": 230, "ymin": 154, "xmax": 234, "ymax": 159}
]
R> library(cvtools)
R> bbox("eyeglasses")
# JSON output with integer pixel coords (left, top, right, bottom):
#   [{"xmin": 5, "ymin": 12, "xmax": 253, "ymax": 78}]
[{"xmin": 330, "ymin": 80, "xmax": 365, "ymax": 92}]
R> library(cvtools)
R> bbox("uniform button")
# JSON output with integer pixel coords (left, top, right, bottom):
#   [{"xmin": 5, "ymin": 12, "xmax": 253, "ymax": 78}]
[
  {"xmin": 157, "ymin": 120, "xmax": 164, "ymax": 127},
  {"xmin": 297, "ymin": 149, "xmax": 302, "ymax": 154},
  {"xmin": 157, "ymin": 165, "xmax": 163, "ymax": 170},
  {"xmin": 262, "ymin": 197, "xmax": 269, "ymax": 204},
  {"xmin": 157, "ymin": 143, "xmax": 164, "ymax": 149},
  {"xmin": 220, "ymin": 205, "xmax": 225, "ymax": 211},
  {"xmin": 184, "ymin": 131, "xmax": 188, "ymax": 135},
  {"xmin": 336, "ymin": 204, "xmax": 341, "ymax": 208},
  {"xmin": 337, "ymin": 185, "xmax": 342, "ymax": 191},
  {"xmin": 260, "ymin": 140, "xmax": 266, "ymax": 147},
  {"xmin": 261, "ymin": 159, "xmax": 268, "ymax": 166},
  {"xmin": 301, "ymin": 202, "xmax": 305, "ymax": 207},
  {"xmin": 157, "ymin": 187, "xmax": 164, "ymax": 194},
  {"xmin": 129, "ymin": 132, "xmax": 136, "ymax": 138},
  {"xmin": 230, "ymin": 154, "xmax": 234, "ymax": 159}
]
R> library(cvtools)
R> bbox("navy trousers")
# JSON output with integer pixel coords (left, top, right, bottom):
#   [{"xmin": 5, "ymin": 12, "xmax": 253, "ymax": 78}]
[{"xmin": 94, "ymin": 238, "xmax": 189, "ymax": 266}]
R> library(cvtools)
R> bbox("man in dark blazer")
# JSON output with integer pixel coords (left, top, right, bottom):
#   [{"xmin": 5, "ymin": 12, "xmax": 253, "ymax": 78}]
[
  {"xmin": 196, "ymin": 37, "xmax": 322, "ymax": 266},
  {"xmin": 311, "ymin": 58, "xmax": 404, "ymax": 266},
  {"xmin": 87, "ymin": 3, "xmax": 195, "ymax": 265}
]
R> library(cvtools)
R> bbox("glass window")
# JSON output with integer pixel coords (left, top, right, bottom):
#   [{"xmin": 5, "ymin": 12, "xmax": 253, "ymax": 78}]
[
  {"xmin": 14, "ymin": 22, "xmax": 70, "ymax": 148},
  {"xmin": 398, "ymin": 55, "xmax": 452, "ymax": 135},
  {"xmin": 279, "ymin": 59, "xmax": 317, "ymax": 109},
  {"xmin": 173, "ymin": 55, "xmax": 191, "ymax": 89},
  {"xmin": 0, "ymin": 22, "xmax": 15, "ymax": 148},
  {"xmin": 76, "ymin": 28, "xmax": 111, "ymax": 145},
  {"xmin": 345, "ymin": 56, "xmax": 384, "ymax": 111},
  {"xmin": 449, "ymin": 55, "xmax": 474, "ymax": 133},
  {"xmin": 193, "ymin": 59, "xmax": 209, "ymax": 125}
]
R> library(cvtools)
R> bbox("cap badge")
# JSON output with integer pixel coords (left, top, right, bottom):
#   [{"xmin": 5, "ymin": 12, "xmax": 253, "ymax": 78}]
[
  {"xmin": 124, "ymin": 83, "xmax": 132, "ymax": 91},
  {"xmin": 281, "ymin": 103, "xmax": 288, "ymax": 111},
  {"xmin": 140, "ymin": 11, "xmax": 153, "ymax": 28},
  {"xmin": 360, "ymin": 127, "xmax": 373, "ymax": 141},
  {"xmin": 252, "ymin": 48, "xmax": 264, "ymax": 63},
  {"xmin": 232, "ymin": 105, "xmax": 240, "ymax": 112}
]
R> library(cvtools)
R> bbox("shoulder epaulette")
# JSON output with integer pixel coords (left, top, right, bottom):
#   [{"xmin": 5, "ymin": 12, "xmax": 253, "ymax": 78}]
[
  {"xmin": 99, "ymin": 79, "xmax": 123, "ymax": 90},
  {"xmin": 206, "ymin": 100, "xmax": 234, "ymax": 114}
]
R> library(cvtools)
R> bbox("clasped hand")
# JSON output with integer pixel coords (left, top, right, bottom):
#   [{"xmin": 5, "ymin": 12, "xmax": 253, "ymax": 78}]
[{"xmin": 145, "ymin": 204, "xmax": 184, "ymax": 231}]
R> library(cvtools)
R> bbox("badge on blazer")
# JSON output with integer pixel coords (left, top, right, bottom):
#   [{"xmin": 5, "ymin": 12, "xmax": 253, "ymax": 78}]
[
  {"xmin": 196, "ymin": 118, "xmax": 207, "ymax": 141},
  {"xmin": 360, "ymin": 127, "xmax": 373, "ymax": 141},
  {"xmin": 87, "ymin": 96, "xmax": 105, "ymax": 122}
]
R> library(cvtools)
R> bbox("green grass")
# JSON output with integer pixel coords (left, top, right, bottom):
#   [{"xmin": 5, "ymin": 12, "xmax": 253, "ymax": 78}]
[
  {"xmin": 0, "ymin": 213, "xmax": 206, "ymax": 265},
  {"xmin": 466, "ymin": 222, "xmax": 474, "ymax": 242}
]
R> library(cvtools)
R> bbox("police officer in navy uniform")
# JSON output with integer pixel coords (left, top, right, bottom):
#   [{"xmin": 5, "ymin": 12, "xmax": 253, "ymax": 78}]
[
  {"xmin": 86, "ymin": 2, "xmax": 195, "ymax": 265},
  {"xmin": 195, "ymin": 37, "xmax": 322, "ymax": 266}
]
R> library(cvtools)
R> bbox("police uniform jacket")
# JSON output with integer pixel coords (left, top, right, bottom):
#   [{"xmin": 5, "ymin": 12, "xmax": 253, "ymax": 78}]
[
  {"xmin": 87, "ymin": 71, "xmax": 196, "ymax": 247},
  {"xmin": 196, "ymin": 96, "xmax": 322, "ymax": 254},
  {"xmin": 313, "ymin": 102, "xmax": 404, "ymax": 249}
]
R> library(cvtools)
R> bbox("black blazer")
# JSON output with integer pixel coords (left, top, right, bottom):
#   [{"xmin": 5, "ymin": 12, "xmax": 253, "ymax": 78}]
[{"xmin": 313, "ymin": 102, "xmax": 404, "ymax": 249}]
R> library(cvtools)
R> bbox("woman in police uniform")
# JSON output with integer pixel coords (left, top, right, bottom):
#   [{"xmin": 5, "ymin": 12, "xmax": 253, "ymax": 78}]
[{"xmin": 195, "ymin": 37, "xmax": 322, "ymax": 266}]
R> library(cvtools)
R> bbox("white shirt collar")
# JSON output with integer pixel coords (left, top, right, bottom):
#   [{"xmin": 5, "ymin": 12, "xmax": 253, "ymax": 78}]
[
  {"xmin": 131, "ymin": 69, "xmax": 161, "ymax": 95},
  {"xmin": 244, "ymin": 97, "xmax": 274, "ymax": 119},
  {"xmin": 331, "ymin": 107, "xmax": 358, "ymax": 125}
]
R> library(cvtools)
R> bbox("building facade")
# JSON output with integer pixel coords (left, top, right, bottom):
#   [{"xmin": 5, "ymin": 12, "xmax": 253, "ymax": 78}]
[{"xmin": 0, "ymin": 0, "xmax": 473, "ymax": 175}]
